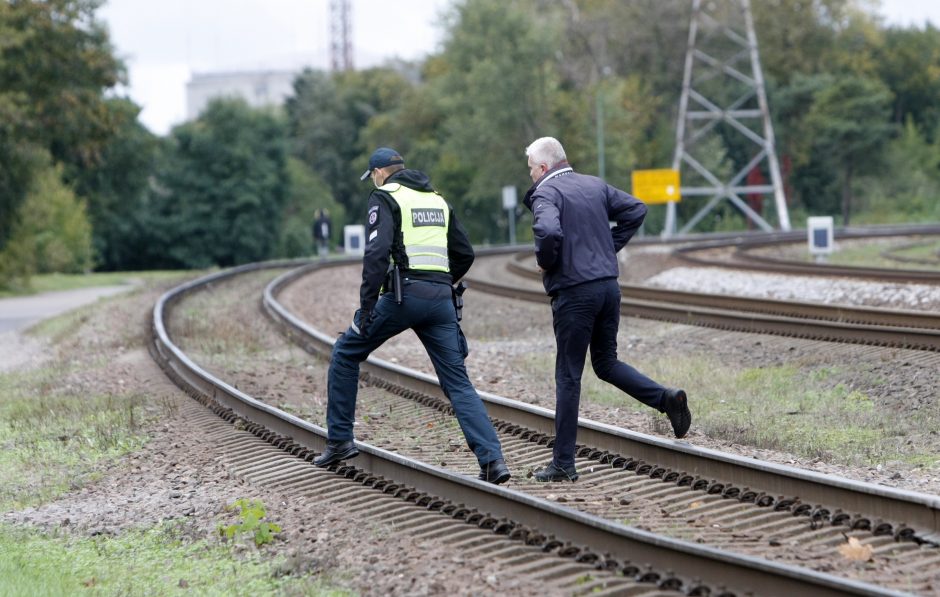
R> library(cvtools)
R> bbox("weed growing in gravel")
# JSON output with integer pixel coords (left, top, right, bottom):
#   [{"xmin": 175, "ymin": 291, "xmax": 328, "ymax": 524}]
[
  {"xmin": 0, "ymin": 521, "xmax": 348, "ymax": 596},
  {"xmin": 0, "ymin": 366, "xmax": 158, "ymax": 510},
  {"xmin": 218, "ymin": 499, "xmax": 283, "ymax": 547},
  {"xmin": 27, "ymin": 304, "xmax": 94, "ymax": 344}
]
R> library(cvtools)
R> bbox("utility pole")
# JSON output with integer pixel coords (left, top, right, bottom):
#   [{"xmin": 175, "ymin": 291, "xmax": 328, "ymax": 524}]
[
  {"xmin": 665, "ymin": 0, "xmax": 790, "ymax": 236},
  {"xmin": 329, "ymin": 0, "xmax": 353, "ymax": 72}
]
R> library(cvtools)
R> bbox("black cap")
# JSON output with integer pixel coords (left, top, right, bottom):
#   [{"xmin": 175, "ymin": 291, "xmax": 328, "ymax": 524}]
[{"xmin": 360, "ymin": 147, "xmax": 404, "ymax": 181}]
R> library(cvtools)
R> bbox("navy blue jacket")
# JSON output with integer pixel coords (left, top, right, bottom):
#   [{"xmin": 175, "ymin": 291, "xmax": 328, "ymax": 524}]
[{"xmin": 522, "ymin": 163, "xmax": 647, "ymax": 295}]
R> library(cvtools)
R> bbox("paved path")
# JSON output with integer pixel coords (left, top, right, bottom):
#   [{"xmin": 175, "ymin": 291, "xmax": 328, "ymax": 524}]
[{"xmin": 0, "ymin": 285, "xmax": 133, "ymax": 333}]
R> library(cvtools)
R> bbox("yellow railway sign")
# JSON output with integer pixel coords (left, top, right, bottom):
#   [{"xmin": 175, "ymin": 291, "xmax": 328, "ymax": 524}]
[{"xmin": 631, "ymin": 169, "xmax": 681, "ymax": 204}]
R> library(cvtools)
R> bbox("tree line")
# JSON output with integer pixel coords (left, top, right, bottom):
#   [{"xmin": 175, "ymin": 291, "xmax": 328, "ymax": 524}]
[{"xmin": 2, "ymin": 0, "xmax": 940, "ymax": 289}]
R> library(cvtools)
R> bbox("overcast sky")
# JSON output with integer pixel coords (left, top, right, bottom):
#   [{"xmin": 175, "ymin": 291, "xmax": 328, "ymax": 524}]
[{"xmin": 98, "ymin": 0, "xmax": 940, "ymax": 136}]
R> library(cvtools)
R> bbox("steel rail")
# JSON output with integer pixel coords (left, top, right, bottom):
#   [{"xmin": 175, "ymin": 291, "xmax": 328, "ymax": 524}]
[
  {"xmin": 675, "ymin": 226, "xmax": 940, "ymax": 283},
  {"xmin": 506, "ymin": 255, "xmax": 940, "ymax": 330},
  {"xmin": 268, "ymin": 262, "xmax": 940, "ymax": 539},
  {"xmin": 476, "ymin": 259, "xmax": 940, "ymax": 352},
  {"xmin": 149, "ymin": 258, "xmax": 906, "ymax": 597},
  {"xmin": 881, "ymin": 240, "xmax": 940, "ymax": 267},
  {"xmin": 264, "ymin": 261, "xmax": 940, "ymax": 565}
]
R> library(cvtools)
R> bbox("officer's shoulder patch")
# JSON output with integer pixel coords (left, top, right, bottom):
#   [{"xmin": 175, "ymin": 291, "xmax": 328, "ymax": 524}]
[{"xmin": 368, "ymin": 205, "xmax": 379, "ymax": 226}]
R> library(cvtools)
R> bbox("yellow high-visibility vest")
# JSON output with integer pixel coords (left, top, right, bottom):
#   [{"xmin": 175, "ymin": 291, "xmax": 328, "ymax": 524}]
[{"xmin": 380, "ymin": 183, "xmax": 450, "ymax": 272}]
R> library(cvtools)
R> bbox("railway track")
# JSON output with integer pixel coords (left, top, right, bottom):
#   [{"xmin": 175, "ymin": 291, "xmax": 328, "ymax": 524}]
[
  {"xmin": 467, "ymin": 251, "xmax": 940, "ymax": 352},
  {"xmin": 262, "ymin": 258, "xmax": 940, "ymax": 594},
  {"xmin": 150, "ymin": 259, "xmax": 921, "ymax": 596},
  {"xmin": 673, "ymin": 226, "xmax": 940, "ymax": 283}
]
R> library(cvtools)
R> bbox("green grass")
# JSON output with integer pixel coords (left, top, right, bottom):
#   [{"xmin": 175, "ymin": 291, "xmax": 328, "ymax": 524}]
[
  {"xmin": 519, "ymin": 352, "xmax": 940, "ymax": 469},
  {"xmin": 0, "ymin": 521, "xmax": 349, "ymax": 597},
  {"xmin": 888, "ymin": 240, "xmax": 940, "ymax": 262},
  {"xmin": 761, "ymin": 238, "xmax": 940, "ymax": 270},
  {"xmin": 26, "ymin": 302, "xmax": 99, "ymax": 343},
  {"xmin": 0, "ymin": 270, "xmax": 185, "ymax": 299},
  {"xmin": 171, "ymin": 271, "xmax": 287, "ymax": 357},
  {"xmin": 0, "ymin": 364, "xmax": 162, "ymax": 511}
]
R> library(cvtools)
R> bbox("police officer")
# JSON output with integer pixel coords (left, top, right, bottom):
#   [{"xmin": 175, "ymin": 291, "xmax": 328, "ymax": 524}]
[
  {"xmin": 314, "ymin": 147, "xmax": 511, "ymax": 485},
  {"xmin": 522, "ymin": 137, "xmax": 692, "ymax": 483}
]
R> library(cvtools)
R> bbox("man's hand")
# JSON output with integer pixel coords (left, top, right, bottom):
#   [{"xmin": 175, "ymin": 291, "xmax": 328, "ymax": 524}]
[{"xmin": 354, "ymin": 309, "xmax": 373, "ymax": 337}]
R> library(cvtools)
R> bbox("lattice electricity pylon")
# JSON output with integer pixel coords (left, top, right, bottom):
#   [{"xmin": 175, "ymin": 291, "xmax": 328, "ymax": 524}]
[
  {"xmin": 329, "ymin": 0, "xmax": 353, "ymax": 72},
  {"xmin": 664, "ymin": 0, "xmax": 790, "ymax": 236}
]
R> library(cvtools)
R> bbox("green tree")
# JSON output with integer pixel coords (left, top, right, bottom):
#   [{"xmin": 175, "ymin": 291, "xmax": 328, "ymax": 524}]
[
  {"xmin": 0, "ymin": 163, "xmax": 93, "ymax": 288},
  {"xmin": 71, "ymin": 99, "xmax": 161, "ymax": 270},
  {"xmin": 153, "ymin": 99, "xmax": 289, "ymax": 268},
  {"xmin": 287, "ymin": 67, "xmax": 413, "ymax": 221},
  {"xmin": 427, "ymin": 0, "xmax": 556, "ymax": 242},
  {"xmin": 277, "ymin": 157, "xmax": 346, "ymax": 258},
  {"xmin": 799, "ymin": 75, "xmax": 894, "ymax": 224},
  {"xmin": 0, "ymin": 0, "xmax": 128, "ymax": 251},
  {"xmin": 855, "ymin": 117, "xmax": 940, "ymax": 223},
  {"xmin": 875, "ymin": 25, "xmax": 940, "ymax": 140}
]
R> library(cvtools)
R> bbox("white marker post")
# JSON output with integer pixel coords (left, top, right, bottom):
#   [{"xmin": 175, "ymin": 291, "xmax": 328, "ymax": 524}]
[
  {"xmin": 502, "ymin": 185, "xmax": 517, "ymax": 245},
  {"xmin": 344, "ymin": 224, "xmax": 366, "ymax": 256},
  {"xmin": 806, "ymin": 216, "xmax": 834, "ymax": 263}
]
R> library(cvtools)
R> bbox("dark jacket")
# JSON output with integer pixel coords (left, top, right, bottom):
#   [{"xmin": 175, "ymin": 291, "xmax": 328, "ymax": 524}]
[
  {"xmin": 360, "ymin": 168, "xmax": 474, "ymax": 311},
  {"xmin": 523, "ymin": 163, "xmax": 647, "ymax": 295}
]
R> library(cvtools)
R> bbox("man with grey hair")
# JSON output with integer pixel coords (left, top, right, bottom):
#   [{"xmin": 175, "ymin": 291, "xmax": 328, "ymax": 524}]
[{"xmin": 523, "ymin": 136, "xmax": 691, "ymax": 483}]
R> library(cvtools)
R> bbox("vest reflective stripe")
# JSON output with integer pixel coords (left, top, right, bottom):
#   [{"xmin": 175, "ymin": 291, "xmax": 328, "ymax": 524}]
[{"xmin": 380, "ymin": 183, "xmax": 450, "ymax": 273}]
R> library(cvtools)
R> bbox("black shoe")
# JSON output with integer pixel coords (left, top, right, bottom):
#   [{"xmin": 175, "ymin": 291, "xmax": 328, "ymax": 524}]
[
  {"xmin": 313, "ymin": 440, "xmax": 359, "ymax": 467},
  {"xmin": 478, "ymin": 459, "xmax": 511, "ymax": 485},
  {"xmin": 663, "ymin": 388, "xmax": 692, "ymax": 438},
  {"xmin": 533, "ymin": 462, "xmax": 579, "ymax": 482}
]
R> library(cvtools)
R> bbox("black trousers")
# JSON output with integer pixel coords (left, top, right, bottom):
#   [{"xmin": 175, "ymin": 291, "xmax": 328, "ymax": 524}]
[{"xmin": 551, "ymin": 277, "xmax": 666, "ymax": 467}]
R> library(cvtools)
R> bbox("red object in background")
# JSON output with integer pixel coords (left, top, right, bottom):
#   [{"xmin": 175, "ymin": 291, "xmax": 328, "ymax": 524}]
[{"xmin": 745, "ymin": 166, "xmax": 766, "ymax": 229}]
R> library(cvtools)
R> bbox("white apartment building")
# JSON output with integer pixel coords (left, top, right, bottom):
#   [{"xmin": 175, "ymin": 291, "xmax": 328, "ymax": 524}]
[{"xmin": 185, "ymin": 70, "xmax": 297, "ymax": 120}]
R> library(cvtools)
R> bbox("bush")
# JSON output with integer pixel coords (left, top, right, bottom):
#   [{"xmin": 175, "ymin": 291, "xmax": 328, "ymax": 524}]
[{"xmin": 0, "ymin": 165, "xmax": 93, "ymax": 289}]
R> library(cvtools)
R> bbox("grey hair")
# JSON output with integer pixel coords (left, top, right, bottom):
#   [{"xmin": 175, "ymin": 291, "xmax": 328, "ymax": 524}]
[{"xmin": 525, "ymin": 137, "xmax": 567, "ymax": 168}]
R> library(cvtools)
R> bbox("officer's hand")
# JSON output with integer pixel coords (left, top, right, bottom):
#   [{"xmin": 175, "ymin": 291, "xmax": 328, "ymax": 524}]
[{"xmin": 355, "ymin": 309, "xmax": 373, "ymax": 337}]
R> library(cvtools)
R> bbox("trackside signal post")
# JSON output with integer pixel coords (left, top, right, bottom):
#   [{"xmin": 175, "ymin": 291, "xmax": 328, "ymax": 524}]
[
  {"xmin": 502, "ymin": 185, "xmax": 517, "ymax": 245},
  {"xmin": 666, "ymin": 0, "xmax": 791, "ymax": 236},
  {"xmin": 807, "ymin": 216, "xmax": 834, "ymax": 262}
]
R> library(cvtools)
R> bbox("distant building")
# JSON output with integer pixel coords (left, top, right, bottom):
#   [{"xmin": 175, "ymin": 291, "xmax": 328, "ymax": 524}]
[{"xmin": 185, "ymin": 70, "xmax": 297, "ymax": 120}]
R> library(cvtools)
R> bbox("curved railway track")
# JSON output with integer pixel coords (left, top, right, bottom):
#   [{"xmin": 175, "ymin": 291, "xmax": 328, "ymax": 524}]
[
  {"xmin": 263, "ymin": 258, "xmax": 940, "ymax": 594},
  {"xmin": 673, "ymin": 225, "xmax": 940, "ymax": 283},
  {"xmin": 882, "ymin": 240, "xmax": 940, "ymax": 267},
  {"xmin": 150, "ymin": 259, "xmax": 923, "ymax": 596},
  {"xmin": 468, "ymin": 251, "xmax": 940, "ymax": 352}
]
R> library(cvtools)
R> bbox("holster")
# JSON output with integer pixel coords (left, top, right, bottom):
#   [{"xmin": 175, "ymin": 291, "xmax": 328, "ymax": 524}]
[
  {"xmin": 452, "ymin": 281, "xmax": 467, "ymax": 322},
  {"xmin": 385, "ymin": 264, "xmax": 403, "ymax": 304}
]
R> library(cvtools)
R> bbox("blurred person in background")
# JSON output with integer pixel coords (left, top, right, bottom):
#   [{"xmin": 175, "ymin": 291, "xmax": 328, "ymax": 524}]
[{"xmin": 312, "ymin": 209, "xmax": 332, "ymax": 258}]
